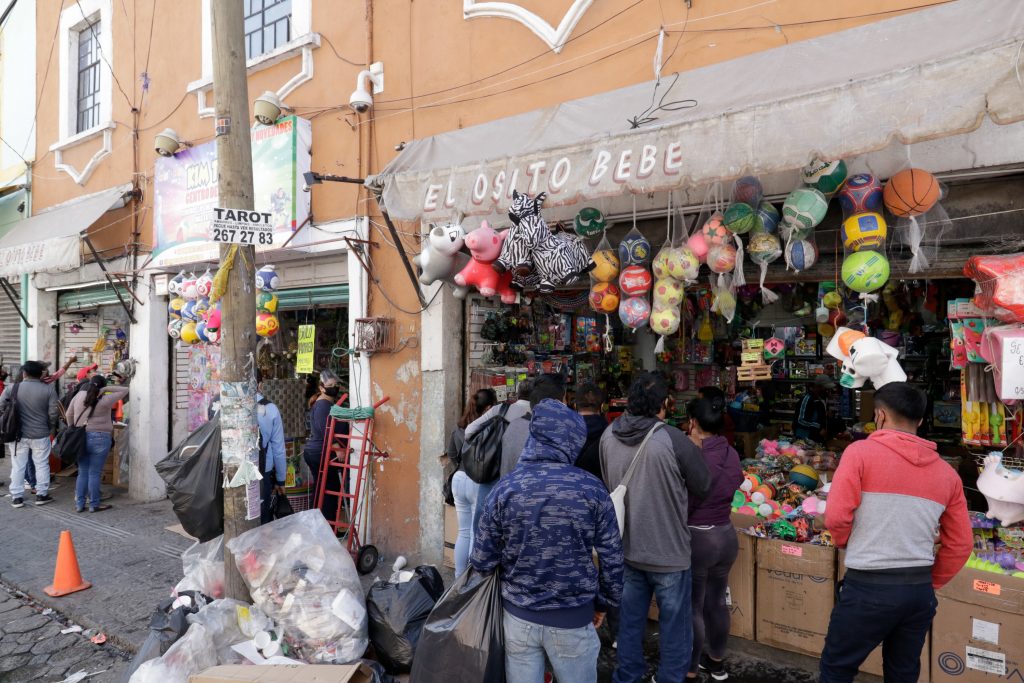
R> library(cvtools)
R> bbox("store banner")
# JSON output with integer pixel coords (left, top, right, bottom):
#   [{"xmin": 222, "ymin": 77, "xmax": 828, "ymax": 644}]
[{"xmin": 151, "ymin": 116, "xmax": 312, "ymax": 267}]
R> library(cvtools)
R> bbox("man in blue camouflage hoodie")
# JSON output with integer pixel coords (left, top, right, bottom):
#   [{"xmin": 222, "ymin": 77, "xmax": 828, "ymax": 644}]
[{"xmin": 472, "ymin": 393, "xmax": 624, "ymax": 683}]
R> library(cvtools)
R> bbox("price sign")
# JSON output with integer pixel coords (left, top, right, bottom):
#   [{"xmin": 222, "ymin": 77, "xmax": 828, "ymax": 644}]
[
  {"xmin": 295, "ymin": 325, "xmax": 316, "ymax": 374},
  {"xmin": 999, "ymin": 337, "xmax": 1024, "ymax": 400},
  {"xmin": 209, "ymin": 207, "xmax": 275, "ymax": 245}
]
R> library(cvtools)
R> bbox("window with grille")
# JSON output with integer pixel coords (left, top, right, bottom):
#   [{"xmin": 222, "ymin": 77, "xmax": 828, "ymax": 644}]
[
  {"xmin": 244, "ymin": 0, "xmax": 292, "ymax": 60},
  {"xmin": 76, "ymin": 19, "xmax": 102, "ymax": 133}
]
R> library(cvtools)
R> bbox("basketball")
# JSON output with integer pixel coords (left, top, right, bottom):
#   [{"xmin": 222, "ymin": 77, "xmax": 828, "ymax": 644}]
[
  {"xmin": 838, "ymin": 173, "xmax": 883, "ymax": 218},
  {"xmin": 708, "ymin": 244, "xmax": 737, "ymax": 274},
  {"xmin": 842, "ymin": 212, "xmax": 888, "ymax": 251},
  {"xmin": 724, "ymin": 202, "xmax": 757, "ymax": 235},
  {"xmin": 782, "ymin": 188, "xmax": 829, "ymax": 236},
  {"xmin": 591, "ymin": 249, "xmax": 619, "ymax": 282},
  {"xmin": 618, "ymin": 296, "xmax": 651, "ymax": 329},
  {"xmin": 256, "ymin": 312, "xmax": 281, "ymax": 337},
  {"xmin": 790, "ymin": 464, "xmax": 820, "ymax": 491},
  {"xmin": 732, "ymin": 175, "xmax": 763, "ymax": 206},
  {"xmin": 748, "ymin": 232, "xmax": 782, "ymax": 265},
  {"xmin": 785, "ymin": 239, "xmax": 818, "ymax": 272},
  {"xmin": 756, "ymin": 201, "xmax": 781, "ymax": 235},
  {"xmin": 802, "ymin": 159, "xmax": 848, "ymax": 196},
  {"xmin": 574, "ymin": 207, "xmax": 606, "ymax": 237},
  {"xmin": 650, "ymin": 306, "xmax": 681, "ymax": 334},
  {"xmin": 883, "ymin": 168, "xmax": 940, "ymax": 217},
  {"xmin": 842, "ymin": 250, "xmax": 890, "ymax": 293},
  {"xmin": 667, "ymin": 246, "xmax": 700, "ymax": 281},
  {"xmin": 701, "ymin": 213, "xmax": 730, "ymax": 246},
  {"xmin": 589, "ymin": 282, "xmax": 620, "ymax": 312},
  {"xmin": 619, "ymin": 265, "xmax": 652, "ymax": 296},
  {"xmin": 653, "ymin": 278, "xmax": 684, "ymax": 308}
]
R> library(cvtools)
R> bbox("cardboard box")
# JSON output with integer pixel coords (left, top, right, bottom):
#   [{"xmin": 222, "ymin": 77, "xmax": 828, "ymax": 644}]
[
  {"xmin": 930, "ymin": 569, "xmax": 1024, "ymax": 683},
  {"xmin": 190, "ymin": 664, "xmax": 373, "ymax": 683},
  {"xmin": 755, "ymin": 538, "xmax": 836, "ymax": 657},
  {"xmin": 443, "ymin": 504, "xmax": 457, "ymax": 569}
]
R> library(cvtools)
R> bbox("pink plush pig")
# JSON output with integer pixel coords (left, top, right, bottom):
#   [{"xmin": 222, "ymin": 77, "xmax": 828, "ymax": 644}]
[{"xmin": 455, "ymin": 221, "xmax": 518, "ymax": 304}]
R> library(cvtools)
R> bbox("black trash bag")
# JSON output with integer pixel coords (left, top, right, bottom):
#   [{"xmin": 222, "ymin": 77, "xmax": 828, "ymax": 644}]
[
  {"xmin": 360, "ymin": 659, "xmax": 403, "ymax": 683},
  {"xmin": 410, "ymin": 569, "xmax": 505, "ymax": 683},
  {"xmin": 155, "ymin": 416, "xmax": 224, "ymax": 542},
  {"xmin": 119, "ymin": 591, "xmax": 209, "ymax": 683},
  {"xmin": 269, "ymin": 491, "xmax": 294, "ymax": 520},
  {"xmin": 367, "ymin": 565, "xmax": 445, "ymax": 674}
]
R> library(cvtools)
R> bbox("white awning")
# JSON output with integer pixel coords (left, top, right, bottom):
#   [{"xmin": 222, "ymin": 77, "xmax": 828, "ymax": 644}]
[
  {"xmin": 0, "ymin": 185, "xmax": 129, "ymax": 278},
  {"xmin": 371, "ymin": 0, "xmax": 1024, "ymax": 221}
]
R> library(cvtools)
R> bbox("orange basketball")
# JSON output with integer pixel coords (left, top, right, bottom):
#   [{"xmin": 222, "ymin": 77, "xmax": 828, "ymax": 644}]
[{"xmin": 883, "ymin": 169, "xmax": 940, "ymax": 217}]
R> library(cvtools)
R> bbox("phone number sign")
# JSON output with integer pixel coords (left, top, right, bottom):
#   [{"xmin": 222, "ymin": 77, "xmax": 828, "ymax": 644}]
[{"xmin": 209, "ymin": 207, "xmax": 275, "ymax": 246}]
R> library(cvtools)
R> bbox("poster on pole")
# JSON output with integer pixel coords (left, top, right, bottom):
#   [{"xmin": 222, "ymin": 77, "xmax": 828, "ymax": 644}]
[{"xmin": 296, "ymin": 325, "xmax": 316, "ymax": 374}]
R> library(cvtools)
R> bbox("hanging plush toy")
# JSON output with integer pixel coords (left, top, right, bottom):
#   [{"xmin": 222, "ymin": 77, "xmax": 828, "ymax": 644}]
[
  {"xmin": 977, "ymin": 453, "xmax": 1024, "ymax": 526},
  {"xmin": 825, "ymin": 327, "xmax": 907, "ymax": 389},
  {"xmin": 413, "ymin": 223, "xmax": 471, "ymax": 298},
  {"xmin": 532, "ymin": 229, "xmax": 593, "ymax": 292},
  {"xmin": 454, "ymin": 221, "xmax": 518, "ymax": 304}
]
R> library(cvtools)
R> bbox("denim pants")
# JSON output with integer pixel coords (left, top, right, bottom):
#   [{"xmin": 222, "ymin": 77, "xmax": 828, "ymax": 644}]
[
  {"xmin": 10, "ymin": 437, "xmax": 51, "ymax": 498},
  {"xmin": 450, "ymin": 471, "xmax": 479, "ymax": 576},
  {"xmin": 820, "ymin": 577, "xmax": 936, "ymax": 683},
  {"xmin": 24, "ymin": 457, "xmax": 36, "ymax": 487},
  {"xmin": 503, "ymin": 612, "xmax": 600, "ymax": 683},
  {"xmin": 76, "ymin": 432, "xmax": 112, "ymax": 509},
  {"xmin": 614, "ymin": 565, "xmax": 693, "ymax": 683}
]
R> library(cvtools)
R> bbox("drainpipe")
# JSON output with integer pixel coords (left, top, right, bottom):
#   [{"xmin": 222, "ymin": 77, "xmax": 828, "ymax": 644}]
[{"xmin": 20, "ymin": 165, "xmax": 30, "ymax": 363}]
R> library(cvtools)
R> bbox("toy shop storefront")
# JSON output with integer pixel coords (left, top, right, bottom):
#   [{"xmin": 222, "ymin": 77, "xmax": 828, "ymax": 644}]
[{"xmin": 375, "ymin": 6, "xmax": 1024, "ymax": 680}]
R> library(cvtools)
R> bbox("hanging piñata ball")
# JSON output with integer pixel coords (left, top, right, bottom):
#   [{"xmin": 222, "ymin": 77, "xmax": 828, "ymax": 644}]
[
  {"xmin": 590, "ymin": 282, "xmax": 620, "ymax": 313},
  {"xmin": 748, "ymin": 232, "xmax": 782, "ymax": 265},
  {"xmin": 618, "ymin": 231, "xmax": 651, "ymax": 266},
  {"xmin": 618, "ymin": 296, "xmax": 651, "ymax": 329},
  {"xmin": 883, "ymin": 168, "xmax": 940, "ymax": 217},
  {"xmin": 838, "ymin": 173, "xmax": 883, "ymax": 218},
  {"xmin": 842, "ymin": 250, "xmax": 890, "ymax": 293},
  {"xmin": 707, "ymin": 243, "xmax": 737, "ymax": 274},
  {"xmin": 195, "ymin": 272, "xmax": 214, "ymax": 298},
  {"xmin": 574, "ymin": 207, "xmax": 606, "ymax": 237},
  {"xmin": 168, "ymin": 297, "xmax": 185, "ymax": 320},
  {"xmin": 667, "ymin": 246, "xmax": 700, "ymax": 281},
  {"xmin": 686, "ymin": 231, "xmax": 709, "ymax": 263},
  {"xmin": 653, "ymin": 278, "xmax": 684, "ymax": 308},
  {"xmin": 724, "ymin": 202, "xmax": 757, "ymax": 235},
  {"xmin": 842, "ymin": 212, "xmax": 888, "ymax": 252},
  {"xmin": 732, "ymin": 176, "xmax": 763, "ymax": 207},
  {"xmin": 650, "ymin": 306, "xmax": 681, "ymax": 334},
  {"xmin": 180, "ymin": 321, "xmax": 200, "ymax": 345},
  {"xmin": 256, "ymin": 312, "xmax": 281, "ymax": 337},
  {"xmin": 785, "ymin": 239, "xmax": 818, "ymax": 272},
  {"xmin": 782, "ymin": 187, "xmax": 829, "ymax": 237},
  {"xmin": 167, "ymin": 319, "xmax": 184, "ymax": 339},
  {"xmin": 256, "ymin": 291, "xmax": 280, "ymax": 314},
  {"xmin": 755, "ymin": 201, "xmax": 781, "ymax": 235},
  {"xmin": 701, "ymin": 213, "xmax": 730, "ymax": 246},
  {"xmin": 802, "ymin": 159, "xmax": 848, "ymax": 196},
  {"xmin": 255, "ymin": 265, "xmax": 280, "ymax": 291},
  {"xmin": 619, "ymin": 265, "xmax": 652, "ymax": 296},
  {"xmin": 591, "ymin": 249, "xmax": 619, "ymax": 282}
]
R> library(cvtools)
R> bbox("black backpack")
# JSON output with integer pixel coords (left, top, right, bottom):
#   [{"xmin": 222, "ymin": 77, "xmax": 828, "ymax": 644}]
[
  {"xmin": 462, "ymin": 403, "xmax": 510, "ymax": 484},
  {"xmin": 0, "ymin": 384, "xmax": 21, "ymax": 444}
]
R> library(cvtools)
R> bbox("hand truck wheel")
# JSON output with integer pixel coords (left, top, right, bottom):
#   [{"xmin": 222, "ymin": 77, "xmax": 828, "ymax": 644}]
[{"xmin": 356, "ymin": 544, "xmax": 380, "ymax": 575}]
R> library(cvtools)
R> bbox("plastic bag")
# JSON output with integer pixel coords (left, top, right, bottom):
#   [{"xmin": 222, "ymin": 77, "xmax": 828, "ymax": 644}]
[
  {"xmin": 410, "ymin": 569, "xmax": 505, "ymax": 683},
  {"xmin": 129, "ymin": 623, "xmax": 217, "ymax": 683},
  {"xmin": 121, "ymin": 591, "xmax": 209, "ymax": 683},
  {"xmin": 225, "ymin": 509, "xmax": 369, "ymax": 664},
  {"xmin": 367, "ymin": 565, "xmax": 445, "ymax": 674},
  {"xmin": 155, "ymin": 415, "xmax": 223, "ymax": 542},
  {"xmin": 175, "ymin": 536, "xmax": 224, "ymax": 599},
  {"xmin": 187, "ymin": 599, "xmax": 250, "ymax": 664}
]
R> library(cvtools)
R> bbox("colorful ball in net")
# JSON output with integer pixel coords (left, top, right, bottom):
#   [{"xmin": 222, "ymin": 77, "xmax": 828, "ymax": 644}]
[
  {"xmin": 619, "ymin": 265, "xmax": 652, "ymax": 296},
  {"xmin": 182, "ymin": 278, "xmax": 199, "ymax": 301},
  {"xmin": 707, "ymin": 243, "xmax": 737, "ymax": 274},
  {"xmin": 785, "ymin": 239, "xmax": 818, "ymax": 272},
  {"xmin": 667, "ymin": 246, "xmax": 700, "ymax": 281},
  {"xmin": 838, "ymin": 173, "xmax": 882, "ymax": 218},
  {"xmin": 193, "ymin": 297, "xmax": 211, "ymax": 320},
  {"xmin": 195, "ymin": 321, "xmax": 210, "ymax": 343},
  {"xmin": 653, "ymin": 278, "xmax": 684, "ymax": 308},
  {"xmin": 883, "ymin": 168, "xmax": 940, "ymax": 217},
  {"xmin": 195, "ymin": 272, "xmax": 214, "ymax": 298},
  {"xmin": 181, "ymin": 300, "xmax": 199, "ymax": 322},
  {"xmin": 748, "ymin": 232, "xmax": 782, "ymax": 265},
  {"xmin": 650, "ymin": 306, "xmax": 680, "ymax": 335},
  {"xmin": 802, "ymin": 159, "xmax": 848, "ymax": 196},
  {"xmin": 256, "ymin": 312, "xmax": 281, "ymax": 337},
  {"xmin": 756, "ymin": 201, "xmax": 781, "ymax": 235},
  {"xmin": 168, "ymin": 297, "xmax": 185, "ymax": 319},
  {"xmin": 782, "ymin": 188, "xmax": 829, "ymax": 235},
  {"xmin": 574, "ymin": 207, "xmax": 606, "ymax": 237},
  {"xmin": 652, "ymin": 249, "xmax": 674, "ymax": 280},
  {"xmin": 618, "ymin": 296, "xmax": 651, "ymax": 329},
  {"xmin": 687, "ymin": 232, "xmax": 709, "ymax": 262},
  {"xmin": 842, "ymin": 212, "xmax": 888, "ymax": 252},
  {"xmin": 180, "ymin": 321, "xmax": 200, "ymax": 345},
  {"xmin": 842, "ymin": 250, "xmax": 890, "ymax": 293},
  {"xmin": 732, "ymin": 175, "xmax": 763, "ymax": 206},
  {"xmin": 589, "ymin": 282, "xmax": 620, "ymax": 313},
  {"xmin": 789, "ymin": 464, "xmax": 820, "ymax": 491},
  {"xmin": 255, "ymin": 265, "xmax": 280, "ymax": 291},
  {"xmin": 701, "ymin": 214, "xmax": 730, "ymax": 246},
  {"xmin": 591, "ymin": 249, "xmax": 619, "ymax": 282},
  {"xmin": 168, "ymin": 272, "xmax": 185, "ymax": 296},
  {"xmin": 167, "ymin": 320, "xmax": 184, "ymax": 339},
  {"xmin": 618, "ymin": 231, "xmax": 651, "ymax": 266},
  {"xmin": 256, "ymin": 291, "xmax": 280, "ymax": 313},
  {"xmin": 724, "ymin": 202, "xmax": 757, "ymax": 235}
]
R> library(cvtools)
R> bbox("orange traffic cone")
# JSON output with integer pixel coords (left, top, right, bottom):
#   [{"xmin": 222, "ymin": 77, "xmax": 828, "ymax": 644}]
[{"xmin": 44, "ymin": 530, "xmax": 91, "ymax": 597}]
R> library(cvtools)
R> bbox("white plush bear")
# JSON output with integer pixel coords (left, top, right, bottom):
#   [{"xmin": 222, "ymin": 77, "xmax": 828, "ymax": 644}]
[
  {"xmin": 977, "ymin": 453, "xmax": 1024, "ymax": 526},
  {"xmin": 413, "ymin": 223, "xmax": 471, "ymax": 298}
]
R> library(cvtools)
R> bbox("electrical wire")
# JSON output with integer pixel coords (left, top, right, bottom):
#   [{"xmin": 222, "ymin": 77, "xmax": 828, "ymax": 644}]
[
  {"xmin": 320, "ymin": 32, "xmax": 366, "ymax": 67},
  {"xmin": 75, "ymin": 0, "xmax": 134, "ymax": 108}
]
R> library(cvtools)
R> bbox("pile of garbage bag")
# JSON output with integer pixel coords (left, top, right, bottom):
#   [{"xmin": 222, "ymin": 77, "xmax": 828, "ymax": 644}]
[
  {"xmin": 366, "ymin": 565, "xmax": 444, "ymax": 674},
  {"xmin": 174, "ymin": 536, "xmax": 224, "ymax": 599}
]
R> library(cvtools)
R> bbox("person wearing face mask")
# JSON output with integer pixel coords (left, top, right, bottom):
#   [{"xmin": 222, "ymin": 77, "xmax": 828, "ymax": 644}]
[
  {"xmin": 303, "ymin": 369, "xmax": 348, "ymax": 522},
  {"xmin": 820, "ymin": 382, "xmax": 972, "ymax": 683}
]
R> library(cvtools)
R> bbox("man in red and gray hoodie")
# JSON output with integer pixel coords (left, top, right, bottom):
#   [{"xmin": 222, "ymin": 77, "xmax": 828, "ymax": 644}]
[{"xmin": 820, "ymin": 382, "xmax": 972, "ymax": 683}]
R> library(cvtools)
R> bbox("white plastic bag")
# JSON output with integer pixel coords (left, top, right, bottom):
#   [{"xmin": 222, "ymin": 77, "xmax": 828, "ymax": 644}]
[
  {"xmin": 129, "ymin": 624, "xmax": 217, "ymax": 683},
  {"xmin": 174, "ymin": 536, "xmax": 224, "ymax": 599}
]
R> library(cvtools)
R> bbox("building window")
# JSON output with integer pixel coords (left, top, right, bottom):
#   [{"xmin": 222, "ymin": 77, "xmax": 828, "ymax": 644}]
[
  {"xmin": 244, "ymin": 0, "xmax": 292, "ymax": 60},
  {"xmin": 76, "ymin": 19, "xmax": 103, "ymax": 133}
]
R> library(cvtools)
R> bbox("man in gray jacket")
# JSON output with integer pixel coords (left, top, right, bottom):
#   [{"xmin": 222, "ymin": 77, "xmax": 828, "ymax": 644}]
[
  {"xmin": 601, "ymin": 371, "xmax": 711, "ymax": 683},
  {"xmin": 1, "ymin": 361, "xmax": 59, "ymax": 507}
]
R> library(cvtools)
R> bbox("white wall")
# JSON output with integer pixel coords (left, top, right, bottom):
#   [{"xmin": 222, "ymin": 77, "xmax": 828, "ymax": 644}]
[
  {"xmin": 127, "ymin": 273, "xmax": 169, "ymax": 501},
  {"xmin": 0, "ymin": 0, "xmax": 35, "ymax": 173}
]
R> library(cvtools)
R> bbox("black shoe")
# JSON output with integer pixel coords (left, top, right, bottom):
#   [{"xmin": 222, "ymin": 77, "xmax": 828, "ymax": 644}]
[
  {"xmin": 34, "ymin": 494, "xmax": 54, "ymax": 506},
  {"xmin": 11, "ymin": 497, "xmax": 24, "ymax": 508},
  {"xmin": 700, "ymin": 654, "xmax": 729, "ymax": 681}
]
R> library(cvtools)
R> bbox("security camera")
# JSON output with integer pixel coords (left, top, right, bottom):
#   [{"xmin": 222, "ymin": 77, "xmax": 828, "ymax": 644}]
[
  {"xmin": 254, "ymin": 91, "xmax": 287, "ymax": 126},
  {"xmin": 154, "ymin": 128, "xmax": 184, "ymax": 157},
  {"xmin": 350, "ymin": 64, "xmax": 384, "ymax": 114},
  {"xmin": 349, "ymin": 85, "xmax": 372, "ymax": 114}
]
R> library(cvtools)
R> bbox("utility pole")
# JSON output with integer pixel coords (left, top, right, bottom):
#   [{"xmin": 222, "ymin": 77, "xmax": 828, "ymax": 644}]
[{"xmin": 211, "ymin": 0, "xmax": 258, "ymax": 601}]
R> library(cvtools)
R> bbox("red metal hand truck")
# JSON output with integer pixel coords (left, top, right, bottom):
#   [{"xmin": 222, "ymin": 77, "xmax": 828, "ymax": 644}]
[{"xmin": 315, "ymin": 395, "xmax": 390, "ymax": 574}]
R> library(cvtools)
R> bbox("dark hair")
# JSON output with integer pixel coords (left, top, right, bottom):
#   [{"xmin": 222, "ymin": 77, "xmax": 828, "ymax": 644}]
[
  {"xmin": 22, "ymin": 361, "xmax": 45, "ymax": 379},
  {"xmin": 84, "ymin": 375, "xmax": 108, "ymax": 410},
  {"xmin": 627, "ymin": 371, "xmax": 669, "ymax": 418},
  {"xmin": 459, "ymin": 389, "xmax": 497, "ymax": 428},
  {"xmin": 874, "ymin": 382, "xmax": 928, "ymax": 423},
  {"xmin": 516, "ymin": 379, "xmax": 534, "ymax": 401},
  {"xmin": 698, "ymin": 386, "xmax": 726, "ymax": 413},
  {"xmin": 529, "ymin": 373, "xmax": 566, "ymax": 408},
  {"xmin": 688, "ymin": 398, "xmax": 725, "ymax": 435},
  {"xmin": 255, "ymin": 368, "xmax": 264, "ymax": 385},
  {"xmin": 576, "ymin": 383, "xmax": 604, "ymax": 412}
]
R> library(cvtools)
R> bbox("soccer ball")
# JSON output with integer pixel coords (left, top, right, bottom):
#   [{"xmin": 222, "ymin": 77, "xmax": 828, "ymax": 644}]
[
  {"xmin": 168, "ymin": 297, "xmax": 185, "ymax": 319},
  {"xmin": 701, "ymin": 213, "xmax": 730, "ymax": 246},
  {"xmin": 842, "ymin": 250, "xmax": 890, "ymax": 293},
  {"xmin": 618, "ymin": 231, "xmax": 651, "ymax": 266},
  {"xmin": 785, "ymin": 239, "xmax": 818, "ymax": 272},
  {"xmin": 782, "ymin": 188, "xmax": 829, "ymax": 237},
  {"xmin": 256, "ymin": 312, "xmax": 281, "ymax": 337},
  {"xmin": 732, "ymin": 176, "xmax": 763, "ymax": 206},
  {"xmin": 650, "ymin": 306, "xmax": 681, "ymax": 334},
  {"xmin": 589, "ymin": 282, "xmax": 620, "ymax": 313},
  {"xmin": 167, "ymin": 320, "xmax": 183, "ymax": 339},
  {"xmin": 180, "ymin": 321, "xmax": 200, "ymax": 345},
  {"xmin": 195, "ymin": 272, "xmax": 214, "ymax": 298},
  {"xmin": 842, "ymin": 212, "xmax": 888, "ymax": 252},
  {"xmin": 195, "ymin": 321, "xmax": 210, "ymax": 343},
  {"xmin": 181, "ymin": 300, "xmax": 199, "ymax": 322},
  {"xmin": 652, "ymin": 249, "xmax": 674, "ymax": 280},
  {"xmin": 255, "ymin": 265, "xmax": 280, "ymax": 292},
  {"xmin": 653, "ymin": 278, "xmax": 684, "ymax": 308},
  {"xmin": 802, "ymin": 159, "xmax": 848, "ymax": 196},
  {"xmin": 619, "ymin": 266, "xmax": 652, "ymax": 296},
  {"xmin": 838, "ymin": 173, "xmax": 883, "ymax": 218},
  {"xmin": 755, "ymin": 201, "xmax": 781, "ymax": 235},
  {"xmin": 707, "ymin": 244, "xmax": 737, "ymax": 274},
  {"xmin": 591, "ymin": 249, "xmax": 619, "ymax": 283},
  {"xmin": 168, "ymin": 272, "xmax": 185, "ymax": 296},
  {"xmin": 618, "ymin": 296, "xmax": 651, "ymax": 329},
  {"xmin": 686, "ymin": 231, "xmax": 709, "ymax": 262},
  {"xmin": 574, "ymin": 207, "xmax": 606, "ymax": 237},
  {"xmin": 256, "ymin": 291, "xmax": 280, "ymax": 313},
  {"xmin": 667, "ymin": 246, "xmax": 700, "ymax": 281},
  {"xmin": 748, "ymin": 233, "xmax": 782, "ymax": 266},
  {"xmin": 724, "ymin": 202, "xmax": 757, "ymax": 235},
  {"xmin": 193, "ymin": 297, "xmax": 211, "ymax": 320}
]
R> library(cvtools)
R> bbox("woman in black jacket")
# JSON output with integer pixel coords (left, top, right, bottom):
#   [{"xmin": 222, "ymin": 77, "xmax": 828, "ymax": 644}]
[{"xmin": 448, "ymin": 388, "xmax": 497, "ymax": 576}]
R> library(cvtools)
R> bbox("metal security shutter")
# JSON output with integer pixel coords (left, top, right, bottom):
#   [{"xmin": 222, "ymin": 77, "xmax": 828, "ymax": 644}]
[
  {"xmin": 57, "ymin": 286, "xmax": 129, "ymax": 313},
  {"xmin": 276, "ymin": 285, "xmax": 349, "ymax": 310},
  {"xmin": 0, "ymin": 281, "xmax": 23, "ymax": 372}
]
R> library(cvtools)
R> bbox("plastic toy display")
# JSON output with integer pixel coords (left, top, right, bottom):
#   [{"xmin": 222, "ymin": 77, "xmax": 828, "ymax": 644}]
[
  {"xmin": 977, "ymin": 453, "xmax": 1024, "ymax": 526},
  {"xmin": 413, "ymin": 223, "xmax": 471, "ymax": 297},
  {"xmin": 454, "ymin": 221, "xmax": 518, "ymax": 304}
]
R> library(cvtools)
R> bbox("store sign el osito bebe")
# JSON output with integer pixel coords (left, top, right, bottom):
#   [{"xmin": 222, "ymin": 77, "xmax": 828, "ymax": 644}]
[{"xmin": 421, "ymin": 140, "xmax": 685, "ymax": 214}]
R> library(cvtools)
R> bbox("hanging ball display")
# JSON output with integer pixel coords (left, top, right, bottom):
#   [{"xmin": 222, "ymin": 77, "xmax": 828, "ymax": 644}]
[
  {"xmin": 755, "ymin": 201, "xmax": 781, "ymax": 235},
  {"xmin": 732, "ymin": 176, "xmax": 763, "ymax": 206},
  {"xmin": 652, "ymin": 249, "xmax": 674, "ymax": 280},
  {"xmin": 653, "ymin": 278, "xmax": 684, "ymax": 308},
  {"xmin": 883, "ymin": 168, "xmax": 940, "ymax": 217},
  {"xmin": 782, "ymin": 187, "xmax": 829, "ymax": 236},
  {"xmin": 182, "ymin": 277, "xmax": 199, "ymax": 301},
  {"xmin": 255, "ymin": 264, "xmax": 280, "ymax": 291},
  {"xmin": 256, "ymin": 312, "xmax": 281, "ymax": 337},
  {"xmin": 618, "ymin": 231, "xmax": 651, "ymax": 266},
  {"xmin": 650, "ymin": 306, "xmax": 681, "ymax": 334},
  {"xmin": 193, "ymin": 297, "xmax": 211, "ymax": 321},
  {"xmin": 701, "ymin": 213, "xmax": 730, "ymax": 246},
  {"xmin": 168, "ymin": 297, "xmax": 186, "ymax": 319},
  {"xmin": 167, "ymin": 319, "xmax": 184, "ymax": 339},
  {"xmin": 842, "ymin": 250, "xmax": 891, "ymax": 293},
  {"xmin": 589, "ymin": 282, "xmax": 621, "ymax": 313},
  {"xmin": 707, "ymin": 243, "xmax": 737, "ymax": 274},
  {"xmin": 591, "ymin": 249, "xmax": 619, "ymax": 283},
  {"xmin": 801, "ymin": 159, "xmax": 848, "ymax": 196},
  {"xmin": 667, "ymin": 246, "xmax": 700, "ymax": 281},
  {"xmin": 748, "ymin": 232, "xmax": 782, "ymax": 265},
  {"xmin": 619, "ymin": 265, "xmax": 653, "ymax": 296},
  {"xmin": 180, "ymin": 321, "xmax": 200, "ymax": 345},
  {"xmin": 724, "ymin": 202, "xmax": 757, "ymax": 235},
  {"xmin": 168, "ymin": 272, "xmax": 186, "ymax": 296},
  {"xmin": 256, "ymin": 291, "xmax": 280, "ymax": 313},
  {"xmin": 574, "ymin": 207, "xmax": 607, "ymax": 237},
  {"xmin": 618, "ymin": 296, "xmax": 651, "ymax": 329},
  {"xmin": 838, "ymin": 173, "xmax": 883, "ymax": 218},
  {"xmin": 181, "ymin": 300, "xmax": 199, "ymax": 322},
  {"xmin": 842, "ymin": 212, "xmax": 888, "ymax": 252},
  {"xmin": 823, "ymin": 290, "xmax": 843, "ymax": 310},
  {"xmin": 687, "ymin": 231, "xmax": 709, "ymax": 263},
  {"xmin": 785, "ymin": 239, "xmax": 818, "ymax": 272},
  {"xmin": 195, "ymin": 321, "xmax": 210, "ymax": 343},
  {"xmin": 195, "ymin": 272, "xmax": 214, "ymax": 298}
]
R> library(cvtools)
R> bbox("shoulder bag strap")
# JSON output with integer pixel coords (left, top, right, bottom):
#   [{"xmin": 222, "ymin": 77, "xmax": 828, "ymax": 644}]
[{"xmin": 619, "ymin": 423, "xmax": 663, "ymax": 489}]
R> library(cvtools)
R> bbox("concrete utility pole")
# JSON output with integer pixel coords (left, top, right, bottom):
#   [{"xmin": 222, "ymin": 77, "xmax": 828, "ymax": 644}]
[{"xmin": 211, "ymin": 0, "xmax": 258, "ymax": 601}]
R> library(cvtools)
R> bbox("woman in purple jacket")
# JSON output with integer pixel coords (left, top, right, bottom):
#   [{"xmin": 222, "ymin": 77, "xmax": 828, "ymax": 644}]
[{"xmin": 686, "ymin": 396, "xmax": 744, "ymax": 681}]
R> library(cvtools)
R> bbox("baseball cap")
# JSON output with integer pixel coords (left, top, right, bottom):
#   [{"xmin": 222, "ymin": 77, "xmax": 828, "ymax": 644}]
[{"xmin": 76, "ymin": 364, "xmax": 99, "ymax": 381}]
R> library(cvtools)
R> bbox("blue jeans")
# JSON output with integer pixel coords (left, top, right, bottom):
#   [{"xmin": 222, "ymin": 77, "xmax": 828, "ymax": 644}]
[
  {"xmin": 614, "ymin": 565, "xmax": 693, "ymax": 683},
  {"xmin": 451, "ymin": 471, "xmax": 479, "ymax": 576},
  {"xmin": 820, "ymin": 577, "xmax": 936, "ymax": 683},
  {"xmin": 503, "ymin": 612, "xmax": 600, "ymax": 683},
  {"xmin": 25, "ymin": 458, "xmax": 36, "ymax": 487},
  {"xmin": 76, "ymin": 432, "xmax": 112, "ymax": 510}
]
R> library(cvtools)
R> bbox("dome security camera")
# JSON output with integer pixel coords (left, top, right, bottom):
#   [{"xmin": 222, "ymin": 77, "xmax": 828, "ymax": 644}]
[
  {"xmin": 350, "ymin": 65, "xmax": 384, "ymax": 114},
  {"xmin": 349, "ymin": 83, "xmax": 373, "ymax": 114},
  {"xmin": 154, "ymin": 128, "xmax": 183, "ymax": 157},
  {"xmin": 254, "ymin": 91, "xmax": 285, "ymax": 126}
]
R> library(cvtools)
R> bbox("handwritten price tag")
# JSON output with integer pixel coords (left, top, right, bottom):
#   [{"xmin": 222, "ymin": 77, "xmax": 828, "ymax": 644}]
[
  {"xmin": 781, "ymin": 544, "xmax": 803, "ymax": 557},
  {"xmin": 973, "ymin": 579, "xmax": 1002, "ymax": 596},
  {"xmin": 1000, "ymin": 338, "xmax": 1024, "ymax": 400}
]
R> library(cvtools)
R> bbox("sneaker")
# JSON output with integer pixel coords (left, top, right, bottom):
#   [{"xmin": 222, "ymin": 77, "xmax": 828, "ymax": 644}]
[
  {"xmin": 700, "ymin": 654, "xmax": 729, "ymax": 681},
  {"xmin": 11, "ymin": 497, "xmax": 24, "ymax": 508},
  {"xmin": 34, "ymin": 494, "xmax": 54, "ymax": 506},
  {"xmin": 90, "ymin": 504, "xmax": 112, "ymax": 513}
]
